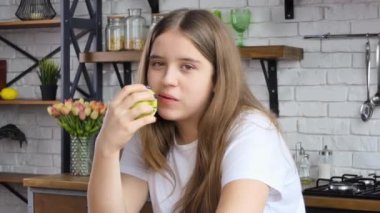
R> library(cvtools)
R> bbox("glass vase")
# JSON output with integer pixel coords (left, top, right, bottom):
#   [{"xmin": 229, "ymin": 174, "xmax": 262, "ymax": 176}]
[{"xmin": 70, "ymin": 136, "xmax": 92, "ymax": 176}]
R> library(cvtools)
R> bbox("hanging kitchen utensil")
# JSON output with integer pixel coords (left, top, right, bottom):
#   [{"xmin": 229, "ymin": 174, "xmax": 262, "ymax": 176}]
[
  {"xmin": 360, "ymin": 36, "xmax": 374, "ymax": 121},
  {"xmin": 371, "ymin": 34, "xmax": 380, "ymax": 106}
]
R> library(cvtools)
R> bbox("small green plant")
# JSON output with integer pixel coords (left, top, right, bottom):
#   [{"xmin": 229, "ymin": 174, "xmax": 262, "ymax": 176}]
[{"xmin": 37, "ymin": 59, "xmax": 60, "ymax": 85}]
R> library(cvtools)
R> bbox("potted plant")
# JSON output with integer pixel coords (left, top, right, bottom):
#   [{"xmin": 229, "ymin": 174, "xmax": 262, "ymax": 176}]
[{"xmin": 37, "ymin": 59, "xmax": 60, "ymax": 100}]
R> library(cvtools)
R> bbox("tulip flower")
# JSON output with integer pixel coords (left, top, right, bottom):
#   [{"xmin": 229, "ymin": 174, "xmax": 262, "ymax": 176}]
[{"xmin": 47, "ymin": 98, "xmax": 107, "ymax": 138}]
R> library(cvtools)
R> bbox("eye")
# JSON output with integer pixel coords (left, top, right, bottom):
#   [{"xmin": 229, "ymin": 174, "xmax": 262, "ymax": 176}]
[
  {"xmin": 180, "ymin": 64, "xmax": 196, "ymax": 72},
  {"xmin": 149, "ymin": 60, "xmax": 165, "ymax": 70}
]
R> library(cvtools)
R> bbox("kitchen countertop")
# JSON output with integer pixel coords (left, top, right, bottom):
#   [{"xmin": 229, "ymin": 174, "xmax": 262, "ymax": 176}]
[
  {"xmin": 24, "ymin": 174, "xmax": 380, "ymax": 211},
  {"xmin": 23, "ymin": 174, "xmax": 88, "ymax": 191}
]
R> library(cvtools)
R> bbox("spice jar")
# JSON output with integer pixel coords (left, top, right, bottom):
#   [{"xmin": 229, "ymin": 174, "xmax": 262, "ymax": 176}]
[
  {"xmin": 125, "ymin": 8, "xmax": 147, "ymax": 50},
  {"xmin": 105, "ymin": 16, "xmax": 125, "ymax": 51},
  {"xmin": 318, "ymin": 145, "xmax": 333, "ymax": 179}
]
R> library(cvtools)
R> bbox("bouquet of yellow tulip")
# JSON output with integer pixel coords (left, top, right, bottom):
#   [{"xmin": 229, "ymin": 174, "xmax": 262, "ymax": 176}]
[{"xmin": 47, "ymin": 98, "xmax": 107, "ymax": 138}]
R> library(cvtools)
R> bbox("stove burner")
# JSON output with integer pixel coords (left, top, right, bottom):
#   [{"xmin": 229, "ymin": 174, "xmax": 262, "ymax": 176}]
[
  {"xmin": 329, "ymin": 182, "xmax": 355, "ymax": 191},
  {"xmin": 303, "ymin": 173, "xmax": 380, "ymax": 199}
]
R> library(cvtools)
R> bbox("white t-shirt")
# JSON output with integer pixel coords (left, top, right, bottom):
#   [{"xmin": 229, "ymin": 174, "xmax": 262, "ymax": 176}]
[{"xmin": 120, "ymin": 111, "xmax": 305, "ymax": 213}]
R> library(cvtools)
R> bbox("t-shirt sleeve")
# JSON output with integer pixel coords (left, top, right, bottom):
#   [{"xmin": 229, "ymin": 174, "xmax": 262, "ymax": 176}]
[
  {"xmin": 221, "ymin": 114, "xmax": 297, "ymax": 201},
  {"xmin": 120, "ymin": 134, "xmax": 149, "ymax": 181}
]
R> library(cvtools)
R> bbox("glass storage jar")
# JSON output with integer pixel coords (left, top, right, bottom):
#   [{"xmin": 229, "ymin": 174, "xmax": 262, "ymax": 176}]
[
  {"xmin": 318, "ymin": 145, "xmax": 333, "ymax": 179},
  {"xmin": 125, "ymin": 8, "xmax": 147, "ymax": 50},
  {"xmin": 105, "ymin": 16, "xmax": 125, "ymax": 51}
]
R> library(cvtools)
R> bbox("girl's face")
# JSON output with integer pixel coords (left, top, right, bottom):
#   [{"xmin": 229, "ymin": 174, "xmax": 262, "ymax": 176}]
[{"xmin": 147, "ymin": 29, "xmax": 214, "ymax": 125}]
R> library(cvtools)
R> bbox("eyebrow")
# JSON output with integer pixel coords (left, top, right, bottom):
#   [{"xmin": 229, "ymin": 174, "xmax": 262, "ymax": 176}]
[{"xmin": 149, "ymin": 54, "xmax": 201, "ymax": 64}]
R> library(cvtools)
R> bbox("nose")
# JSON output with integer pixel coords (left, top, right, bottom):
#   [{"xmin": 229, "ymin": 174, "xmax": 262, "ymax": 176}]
[{"xmin": 162, "ymin": 65, "xmax": 178, "ymax": 87}]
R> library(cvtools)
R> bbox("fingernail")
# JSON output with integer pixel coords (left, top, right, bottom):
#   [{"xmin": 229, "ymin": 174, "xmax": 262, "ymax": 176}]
[{"xmin": 146, "ymin": 85, "xmax": 151, "ymax": 89}]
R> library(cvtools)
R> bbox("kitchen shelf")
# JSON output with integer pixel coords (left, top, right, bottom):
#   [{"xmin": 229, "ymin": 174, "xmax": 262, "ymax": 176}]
[
  {"xmin": 0, "ymin": 19, "xmax": 60, "ymax": 30},
  {"xmin": 0, "ymin": 99, "xmax": 59, "ymax": 105},
  {"xmin": 239, "ymin": 45, "xmax": 303, "ymax": 60},
  {"xmin": 79, "ymin": 50, "xmax": 141, "ymax": 63},
  {"xmin": 0, "ymin": 18, "xmax": 61, "ymax": 87},
  {"xmin": 79, "ymin": 45, "xmax": 303, "ymax": 63}
]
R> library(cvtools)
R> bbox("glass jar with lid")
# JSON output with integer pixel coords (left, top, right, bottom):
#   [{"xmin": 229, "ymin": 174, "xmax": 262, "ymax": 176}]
[
  {"xmin": 105, "ymin": 16, "xmax": 125, "ymax": 51},
  {"xmin": 125, "ymin": 8, "xmax": 147, "ymax": 50},
  {"xmin": 318, "ymin": 145, "xmax": 333, "ymax": 179}
]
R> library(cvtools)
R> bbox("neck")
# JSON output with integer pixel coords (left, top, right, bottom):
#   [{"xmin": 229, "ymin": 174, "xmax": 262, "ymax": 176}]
[{"xmin": 175, "ymin": 120, "xmax": 198, "ymax": 145}]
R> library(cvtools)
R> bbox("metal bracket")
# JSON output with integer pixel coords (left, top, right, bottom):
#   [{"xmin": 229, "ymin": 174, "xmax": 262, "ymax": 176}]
[
  {"xmin": 260, "ymin": 59, "xmax": 279, "ymax": 116},
  {"xmin": 285, "ymin": 0, "xmax": 294, "ymax": 19},
  {"xmin": 1, "ymin": 183, "xmax": 27, "ymax": 203},
  {"xmin": 147, "ymin": 0, "xmax": 159, "ymax": 13},
  {"xmin": 112, "ymin": 62, "xmax": 132, "ymax": 88}
]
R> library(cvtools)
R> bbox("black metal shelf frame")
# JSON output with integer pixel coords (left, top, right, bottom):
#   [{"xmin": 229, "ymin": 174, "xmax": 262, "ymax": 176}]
[
  {"xmin": 0, "ymin": 34, "xmax": 61, "ymax": 87},
  {"xmin": 60, "ymin": 0, "xmax": 158, "ymax": 173},
  {"xmin": 60, "ymin": 0, "xmax": 103, "ymax": 173},
  {"xmin": 284, "ymin": 0, "xmax": 294, "ymax": 19},
  {"xmin": 112, "ymin": 62, "xmax": 132, "ymax": 87},
  {"xmin": 259, "ymin": 59, "xmax": 279, "ymax": 116},
  {"xmin": 0, "ymin": 32, "xmax": 89, "ymax": 87}
]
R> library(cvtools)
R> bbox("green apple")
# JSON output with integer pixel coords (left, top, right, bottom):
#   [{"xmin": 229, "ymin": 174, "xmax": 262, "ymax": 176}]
[{"xmin": 131, "ymin": 89, "xmax": 157, "ymax": 119}]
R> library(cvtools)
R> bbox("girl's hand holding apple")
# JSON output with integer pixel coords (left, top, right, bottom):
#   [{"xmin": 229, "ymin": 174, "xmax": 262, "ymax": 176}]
[{"xmin": 95, "ymin": 84, "xmax": 157, "ymax": 156}]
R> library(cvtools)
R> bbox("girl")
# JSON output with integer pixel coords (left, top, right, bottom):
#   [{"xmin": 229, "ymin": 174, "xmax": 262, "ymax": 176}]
[{"xmin": 88, "ymin": 9, "xmax": 305, "ymax": 213}]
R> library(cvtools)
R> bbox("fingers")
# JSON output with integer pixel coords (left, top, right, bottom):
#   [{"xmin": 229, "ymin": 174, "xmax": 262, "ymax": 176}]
[
  {"xmin": 95, "ymin": 106, "xmax": 156, "ymax": 152},
  {"xmin": 121, "ymin": 114, "xmax": 157, "ymax": 135},
  {"xmin": 96, "ymin": 84, "xmax": 157, "ymax": 151},
  {"xmin": 112, "ymin": 84, "xmax": 156, "ymax": 111},
  {"xmin": 129, "ymin": 102, "xmax": 157, "ymax": 120},
  {"xmin": 112, "ymin": 84, "xmax": 148, "ymax": 107}
]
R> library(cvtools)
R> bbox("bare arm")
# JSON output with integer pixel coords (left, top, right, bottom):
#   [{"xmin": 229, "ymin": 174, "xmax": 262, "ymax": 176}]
[
  {"xmin": 121, "ymin": 173, "xmax": 149, "ymax": 212},
  {"xmin": 87, "ymin": 84, "xmax": 156, "ymax": 213},
  {"xmin": 216, "ymin": 179, "xmax": 269, "ymax": 213}
]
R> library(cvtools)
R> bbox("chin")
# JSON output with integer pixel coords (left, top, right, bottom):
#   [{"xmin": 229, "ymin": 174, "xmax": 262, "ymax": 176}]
[{"xmin": 157, "ymin": 110, "xmax": 181, "ymax": 121}]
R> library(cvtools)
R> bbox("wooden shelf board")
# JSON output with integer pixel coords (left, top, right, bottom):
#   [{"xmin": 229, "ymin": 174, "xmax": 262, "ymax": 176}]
[
  {"xmin": 0, "ymin": 172, "xmax": 41, "ymax": 184},
  {"xmin": 0, "ymin": 19, "xmax": 60, "ymax": 29},
  {"xmin": 304, "ymin": 195, "xmax": 380, "ymax": 211},
  {"xmin": 23, "ymin": 174, "xmax": 89, "ymax": 191},
  {"xmin": 79, "ymin": 45, "xmax": 303, "ymax": 63},
  {"xmin": 79, "ymin": 50, "xmax": 142, "ymax": 63},
  {"xmin": 0, "ymin": 99, "xmax": 59, "ymax": 105},
  {"xmin": 239, "ymin": 45, "xmax": 303, "ymax": 60}
]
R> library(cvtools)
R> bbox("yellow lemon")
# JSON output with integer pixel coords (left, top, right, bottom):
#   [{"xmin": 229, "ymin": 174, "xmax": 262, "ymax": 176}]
[
  {"xmin": 0, "ymin": 87, "xmax": 18, "ymax": 100},
  {"xmin": 131, "ymin": 89, "xmax": 157, "ymax": 119}
]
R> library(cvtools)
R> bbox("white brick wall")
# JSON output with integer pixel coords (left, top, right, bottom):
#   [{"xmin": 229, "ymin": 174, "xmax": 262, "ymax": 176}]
[{"xmin": 1, "ymin": 0, "xmax": 380, "ymax": 211}]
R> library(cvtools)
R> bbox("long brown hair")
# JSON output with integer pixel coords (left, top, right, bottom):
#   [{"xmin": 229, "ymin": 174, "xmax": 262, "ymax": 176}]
[{"xmin": 137, "ymin": 9, "xmax": 277, "ymax": 212}]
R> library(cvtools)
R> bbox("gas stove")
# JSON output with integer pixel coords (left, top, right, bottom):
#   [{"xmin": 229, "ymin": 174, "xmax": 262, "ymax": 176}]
[{"xmin": 303, "ymin": 174, "xmax": 380, "ymax": 213}]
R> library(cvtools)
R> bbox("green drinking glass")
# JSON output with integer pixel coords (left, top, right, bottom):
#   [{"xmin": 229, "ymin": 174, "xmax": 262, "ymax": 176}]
[
  {"xmin": 230, "ymin": 8, "xmax": 251, "ymax": 47},
  {"xmin": 210, "ymin": 9, "xmax": 222, "ymax": 19}
]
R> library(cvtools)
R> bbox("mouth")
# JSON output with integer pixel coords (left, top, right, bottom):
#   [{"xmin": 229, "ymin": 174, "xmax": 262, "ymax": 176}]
[{"xmin": 158, "ymin": 93, "xmax": 179, "ymax": 101}]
